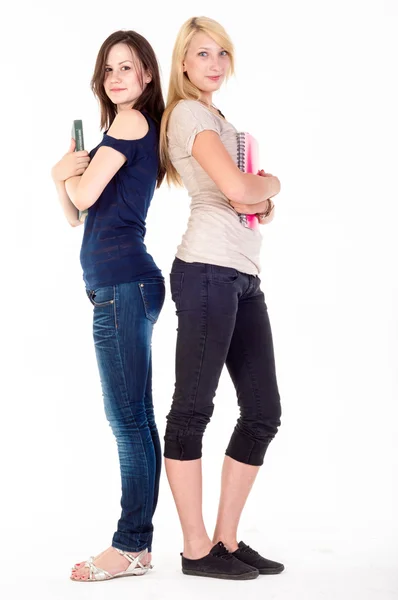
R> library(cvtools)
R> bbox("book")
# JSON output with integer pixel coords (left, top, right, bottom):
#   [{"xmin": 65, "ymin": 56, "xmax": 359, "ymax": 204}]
[
  {"xmin": 236, "ymin": 132, "xmax": 260, "ymax": 230},
  {"xmin": 71, "ymin": 120, "xmax": 88, "ymax": 223}
]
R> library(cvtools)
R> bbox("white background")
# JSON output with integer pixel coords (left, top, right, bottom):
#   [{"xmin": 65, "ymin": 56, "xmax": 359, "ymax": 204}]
[{"xmin": 1, "ymin": 0, "xmax": 397, "ymax": 598}]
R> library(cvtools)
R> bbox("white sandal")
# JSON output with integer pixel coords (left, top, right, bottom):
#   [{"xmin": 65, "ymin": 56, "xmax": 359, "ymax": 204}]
[{"xmin": 70, "ymin": 548, "xmax": 152, "ymax": 582}]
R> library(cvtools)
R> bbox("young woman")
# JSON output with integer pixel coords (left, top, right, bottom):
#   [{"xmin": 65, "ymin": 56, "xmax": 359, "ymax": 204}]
[
  {"xmin": 160, "ymin": 16, "xmax": 283, "ymax": 580},
  {"xmin": 51, "ymin": 30, "xmax": 165, "ymax": 582}
]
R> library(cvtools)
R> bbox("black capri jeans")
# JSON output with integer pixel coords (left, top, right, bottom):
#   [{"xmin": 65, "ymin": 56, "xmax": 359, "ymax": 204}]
[{"xmin": 164, "ymin": 257, "xmax": 281, "ymax": 467}]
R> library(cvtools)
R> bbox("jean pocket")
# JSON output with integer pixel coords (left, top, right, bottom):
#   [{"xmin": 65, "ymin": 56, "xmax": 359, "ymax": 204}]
[
  {"xmin": 139, "ymin": 281, "xmax": 165, "ymax": 324},
  {"xmin": 169, "ymin": 272, "xmax": 184, "ymax": 310},
  {"xmin": 208, "ymin": 265, "xmax": 239, "ymax": 285},
  {"xmin": 86, "ymin": 286, "xmax": 115, "ymax": 307}
]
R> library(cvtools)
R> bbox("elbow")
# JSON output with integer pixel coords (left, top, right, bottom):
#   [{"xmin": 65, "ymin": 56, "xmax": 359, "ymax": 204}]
[
  {"xmin": 73, "ymin": 195, "xmax": 86, "ymax": 211},
  {"xmin": 269, "ymin": 176, "xmax": 281, "ymax": 198},
  {"xmin": 73, "ymin": 191, "xmax": 92, "ymax": 212}
]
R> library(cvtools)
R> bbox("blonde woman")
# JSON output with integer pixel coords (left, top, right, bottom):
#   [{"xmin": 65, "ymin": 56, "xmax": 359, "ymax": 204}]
[{"xmin": 160, "ymin": 17, "xmax": 284, "ymax": 580}]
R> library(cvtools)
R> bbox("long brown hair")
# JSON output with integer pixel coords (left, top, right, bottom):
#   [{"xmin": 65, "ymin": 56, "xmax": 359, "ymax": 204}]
[
  {"xmin": 91, "ymin": 30, "xmax": 165, "ymax": 187},
  {"xmin": 160, "ymin": 17, "xmax": 235, "ymax": 186}
]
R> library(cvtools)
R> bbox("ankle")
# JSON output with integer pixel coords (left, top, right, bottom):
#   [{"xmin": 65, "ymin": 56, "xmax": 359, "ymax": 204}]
[
  {"xmin": 113, "ymin": 548, "xmax": 152, "ymax": 565},
  {"xmin": 183, "ymin": 536, "xmax": 213, "ymax": 560},
  {"xmin": 212, "ymin": 536, "xmax": 238, "ymax": 553}
]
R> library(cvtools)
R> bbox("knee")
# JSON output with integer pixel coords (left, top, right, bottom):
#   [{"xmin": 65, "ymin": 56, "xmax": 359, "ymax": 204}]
[
  {"xmin": 241, "ymin": 392, "xmax": 282, "ymax": 438},
  {"xmin": 105, "ymin": 403, "xmax": 147, "ymax": 436},
  {"xmin": 166, "ymin": 389, "xmax": 215, "ymax": 433}
]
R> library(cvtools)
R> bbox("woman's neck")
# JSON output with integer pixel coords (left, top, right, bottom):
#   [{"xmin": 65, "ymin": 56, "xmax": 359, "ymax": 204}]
[
  {"xmin": 198, "ymin": 97, "xmax": 224, "ymax": 119},
  {"xmin": 199, "ymin": 92, "xmax": 212, "ymax": 107}
]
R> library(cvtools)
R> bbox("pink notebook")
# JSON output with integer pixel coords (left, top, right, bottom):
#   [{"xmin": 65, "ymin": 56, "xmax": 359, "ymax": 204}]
[{"xmin": 236, "ymin": 132, "xmax": 260, "ymax": 230}]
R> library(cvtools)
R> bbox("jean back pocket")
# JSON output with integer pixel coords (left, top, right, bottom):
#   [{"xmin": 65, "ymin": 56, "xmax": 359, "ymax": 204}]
[{"xmin": 139, "ymin": 280, "xmax": 165, "ymax": 323}]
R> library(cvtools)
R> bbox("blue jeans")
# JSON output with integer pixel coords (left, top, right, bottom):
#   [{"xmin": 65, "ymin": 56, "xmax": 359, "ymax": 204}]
[{"xmin": 86, "ymin": 278, "xmax": 165, "ymax": 552}]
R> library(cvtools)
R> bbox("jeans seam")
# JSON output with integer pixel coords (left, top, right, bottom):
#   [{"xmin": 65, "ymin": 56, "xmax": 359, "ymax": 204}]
[
  {"xmin": 87, "ymin": 288, "xmax": 115, "ymax": 308},
  {"xmin": 110, "ymin": 288, "xmax": 150, "ymax": 538},
  {"xmin": 113, "ymin": 285, "xmax": 118, "ymax": 330},
  {"xmin": 138, "ymin": 281, "xmax": 164, "ymax": 324},
  {"xmin": 139, "ymin": 284, "xmax": 154, "ymax": 323},
  {"xmin": 170, "ymin": 272, "xmax": 184, "ymax": 312},
  {"xmin": 184, "ymin": 273, "xmax": 208, "ymax": 436},
  {"xmin": 233, "ymin": 304, "xmax": 263, "ymax": 445}
]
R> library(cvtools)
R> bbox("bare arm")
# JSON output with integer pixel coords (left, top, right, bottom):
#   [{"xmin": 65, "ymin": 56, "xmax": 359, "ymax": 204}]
[
  {"xmin": 257, "ymin": 200, "xmax": 275, "ymax": 225},
  {"xmin": 191, "ymin": 131, "xmax": 281, "ymax": 204},
  {"xmin": 51, "ymin": 139, "xmax": 89, "ymax": 226},
  {"xmin": 53, "ymin": 179, "xmax": 81, "ymax": 227},
  {"xmin": 65, "ymin": 110, "xmax": 148, "ymax": 211},
  {"xmin": 230, "ymin": 199, "xmax": 270, "ymax": 214},
  {"xmin": 231, "ymin": 171, "xmax": 277, "ymax": 218}
]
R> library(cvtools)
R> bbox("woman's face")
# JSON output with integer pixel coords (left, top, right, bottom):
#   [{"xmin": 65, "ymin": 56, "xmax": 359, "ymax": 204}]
[
  {"xmin": 103, "ymin": 43, "xmax": 151, "ymax": 110},
  {"xmin": 183, "ymin": 32, "xmax": 230, "ymax": 97}
]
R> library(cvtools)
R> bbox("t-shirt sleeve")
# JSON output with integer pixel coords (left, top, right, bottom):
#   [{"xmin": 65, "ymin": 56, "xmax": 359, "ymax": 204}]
[
  {"xmin": 168, "ymin": 101, "xmax": 222, "ymax": 156},
  {"xmin": 97, "ymin": 134, "xmax": 138, "ymax": 166}
]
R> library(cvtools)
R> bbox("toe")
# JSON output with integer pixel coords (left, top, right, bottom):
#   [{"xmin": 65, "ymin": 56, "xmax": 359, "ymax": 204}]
[{"xmin": 71, "ymin": 566, "xmax": 88, "ymax": 580}]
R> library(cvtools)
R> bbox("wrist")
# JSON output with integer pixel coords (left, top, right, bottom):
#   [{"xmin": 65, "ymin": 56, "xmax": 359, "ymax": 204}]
[
  {"xmin": 258, "ymin": 199, "xmax": 274, "ymax": 218},
  {"xmin": 53, "ymin": 178, "xmax": 66, "ymax": 189},
  {"xmin": 51, "ymin": 167, "xmax": 64, "ymax": 184}
]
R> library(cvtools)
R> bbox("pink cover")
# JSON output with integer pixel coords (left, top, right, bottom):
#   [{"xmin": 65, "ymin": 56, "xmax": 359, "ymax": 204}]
[{"xmin": 236, "ymin": 132, "xmax": 260, "ymax": 230}]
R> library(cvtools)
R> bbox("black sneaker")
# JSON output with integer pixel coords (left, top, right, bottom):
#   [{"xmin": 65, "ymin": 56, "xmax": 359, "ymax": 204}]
[
  {"xmin": 232, "ymin": 541, "xmax": 284, "ymax": 575},
  {"xmin": 181, "ymin": 542, "xmax": 259, "ymax": 580}
]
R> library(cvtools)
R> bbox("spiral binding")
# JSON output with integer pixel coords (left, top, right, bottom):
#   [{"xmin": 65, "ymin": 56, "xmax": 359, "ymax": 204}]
[
  {"xmin": 236, "ymin": 132, "xmax": 249, "ymax": 227},
  {"xmin": 236, "ymin": 132, "xmax": 246, "ymax": 172}
]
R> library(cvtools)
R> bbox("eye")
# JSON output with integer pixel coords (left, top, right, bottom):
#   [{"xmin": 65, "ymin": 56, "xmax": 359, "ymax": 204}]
[
  {"xmin": 198, "ymin": 52, "xmax": 208, "ymax": 57},
  {"xmin": 220, "ymin": 50, "xmax": 229, "ymax": 56},
  {"xmin": 105, "ymin": 67, "xmax": 112, "ymax": 72},
  {"xmin": 121, "ymin": 66, "xmax": 131, "ymax": 71}
]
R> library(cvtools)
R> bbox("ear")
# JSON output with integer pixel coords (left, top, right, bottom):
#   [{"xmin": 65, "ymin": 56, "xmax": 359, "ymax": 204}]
[
  {"xmin": 145, "ymin": 71, "xmax": 152, "ymax": 84},
  {"xmin": 183, "ymin": 62, "xmax": 187, "ymax": 72}
]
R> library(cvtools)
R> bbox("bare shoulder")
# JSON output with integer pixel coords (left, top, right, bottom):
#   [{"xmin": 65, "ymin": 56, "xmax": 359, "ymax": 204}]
[{"xmin": 108, "ymin": 109, "xmax": 149, "ymax": 141}]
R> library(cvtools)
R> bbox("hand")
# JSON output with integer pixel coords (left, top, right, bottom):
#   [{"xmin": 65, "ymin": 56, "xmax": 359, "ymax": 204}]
[
  {"xmin": 229, "ymin": 170, "xmax": 278, "ymax": 214},
  {"xmin": 256, "ymin": 172, "xmax": 275, "ymax": 224},
  {"xmin": 257, "ymin": 169, "xmax": 273, "ymax": 177},
  {"xmin": 258, "ymin": 169, "xmax": 280, "ymax": 199},
  {"xmin": 51, "ymin": 139, "xmax": 90, "ymax": 182}
]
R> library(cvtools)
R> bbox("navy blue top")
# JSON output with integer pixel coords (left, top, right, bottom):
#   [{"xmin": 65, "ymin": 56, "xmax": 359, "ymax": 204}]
[{"xmin": 80, "ymin": 112, "xmax": 162, "ymax": 290}]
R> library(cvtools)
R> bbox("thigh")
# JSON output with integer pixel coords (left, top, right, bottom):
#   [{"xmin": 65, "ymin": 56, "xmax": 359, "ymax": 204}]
[
  {"xmin": 170, "ymin": 261, "xmax": 241, "ymax": 416},
  {"xmin": 226, "ymin": 280, "xmax": 281, "ymax": 418},
  {"xmin": 88, "ymin": 281, "xmax": 163, "ymax": 424}
]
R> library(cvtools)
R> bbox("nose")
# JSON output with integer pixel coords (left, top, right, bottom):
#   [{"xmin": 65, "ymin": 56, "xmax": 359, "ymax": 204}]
[
  {"xmin": 209, "ymin": 56, "xmax": 222, "ymax": 73},
  {"xmin": 110, "ymin": 70, "xmax": 122, "ymax": 83}
]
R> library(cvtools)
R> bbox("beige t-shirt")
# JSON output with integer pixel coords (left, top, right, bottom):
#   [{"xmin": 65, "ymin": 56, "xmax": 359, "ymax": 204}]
[{"xmin": 167, "ymin": 100, "xmax": 262, "ymax": 275}]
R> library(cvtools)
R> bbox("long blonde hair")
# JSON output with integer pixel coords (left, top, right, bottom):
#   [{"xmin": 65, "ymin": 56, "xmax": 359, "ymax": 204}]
[{"xmin": 160, "ymin": 17, "xmax": 235, "ymax": 186}]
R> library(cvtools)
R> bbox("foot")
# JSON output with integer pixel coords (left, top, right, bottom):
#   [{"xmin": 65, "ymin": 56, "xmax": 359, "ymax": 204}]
[
  {"xmin": 72, "ymin": 548, "xmax": 107, "ymax": 571},
  {"xmin": 232, "ymin": 541, "xmax": 284, "ymax": 575},
  {"xmin": 70, "ymin": 546, "xmax": 152, "ymax": 581},
  {"xmin": 181, "ymin": 541, "xmax": 259, "ymax": 580}
]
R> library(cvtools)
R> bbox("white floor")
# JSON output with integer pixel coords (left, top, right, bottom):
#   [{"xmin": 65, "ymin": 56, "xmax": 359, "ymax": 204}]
[{"xmin": 1, "ymin": 524, "xmax": 396, "ymax": 600}]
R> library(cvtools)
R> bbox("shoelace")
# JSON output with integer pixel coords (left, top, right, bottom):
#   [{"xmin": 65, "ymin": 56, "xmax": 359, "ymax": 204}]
[
  {"xmin": 241, "ymin": 545, "xmax": 259, "ymax": 557},
  {"xmin": 212, "ymin": 542, "xmax": 234, "ymax": 560}
]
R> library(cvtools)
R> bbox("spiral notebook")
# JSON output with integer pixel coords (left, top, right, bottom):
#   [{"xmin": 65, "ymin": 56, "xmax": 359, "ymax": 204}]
[
  {"xmin": 236, "ymin": 132, "xmax": 260, "ymax": 230},
  {"xmin": 71, "ymin": 119, "xmax": 88, "ymax": 223}
]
